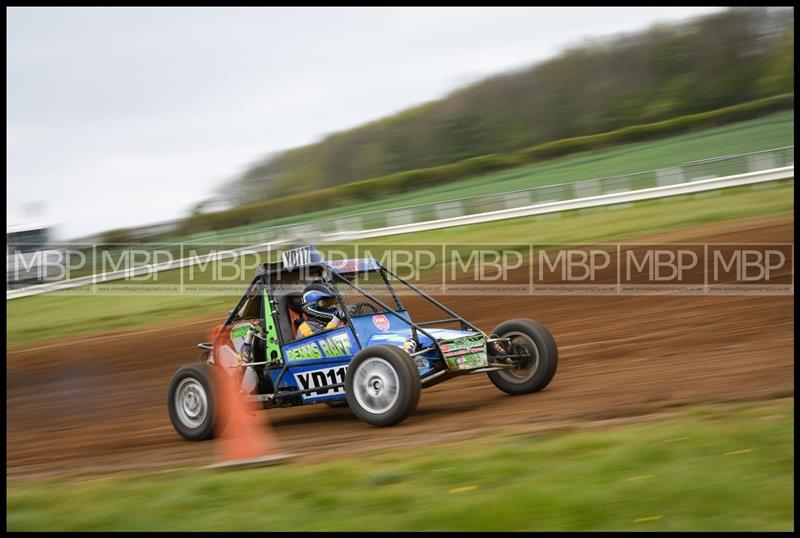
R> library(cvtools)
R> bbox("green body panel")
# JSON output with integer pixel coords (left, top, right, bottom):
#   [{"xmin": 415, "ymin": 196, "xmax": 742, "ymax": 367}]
[{"xmin": 262, "ymin": 288, "xmax": 283, "ymax": 364}]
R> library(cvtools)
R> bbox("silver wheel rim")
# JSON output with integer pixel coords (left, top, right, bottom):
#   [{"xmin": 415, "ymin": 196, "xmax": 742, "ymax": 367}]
[
  {"xmin": 497, "ymin": 331, "xmax": 540, "ymax": 383},
  {"xmin": 175, "ymin": 378, "xmax": 208, "ymax": 429},
  {"xmin": 353, "ymin": 357, "xmax": 400, "ymax": 414}
]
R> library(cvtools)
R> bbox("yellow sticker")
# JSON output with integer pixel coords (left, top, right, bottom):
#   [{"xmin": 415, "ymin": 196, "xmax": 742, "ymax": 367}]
[
  {"xmin": 723, "ymin": 448, "xmax": 752, "ymax": 456},
  {"xmin": 634, "ymin": 515, "xmax": 663, "ymax": 523},
  {"xmin": 449, "ymin": 485, "xmax": 479, "ymax": 493}
]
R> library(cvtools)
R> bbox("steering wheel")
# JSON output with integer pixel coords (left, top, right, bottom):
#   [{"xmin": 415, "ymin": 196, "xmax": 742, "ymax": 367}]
[{"xmin": 348, "ymin": 302, "xmax": 379, "ymax": 316}]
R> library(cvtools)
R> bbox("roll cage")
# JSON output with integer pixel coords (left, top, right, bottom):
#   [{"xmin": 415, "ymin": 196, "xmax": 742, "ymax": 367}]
[{"xmin": 222, "ymin": 258, "xmax": 485, "ymax": 356}]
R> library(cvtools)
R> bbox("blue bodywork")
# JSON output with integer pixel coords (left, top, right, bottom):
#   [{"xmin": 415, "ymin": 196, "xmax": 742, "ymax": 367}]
[
  {"xmin": 272, "ymin": 316, "xmax": 481, "ymax": 403},
  {"xmin": 267, "ymin": 258, "xmax": 485, "ymax": 404}
]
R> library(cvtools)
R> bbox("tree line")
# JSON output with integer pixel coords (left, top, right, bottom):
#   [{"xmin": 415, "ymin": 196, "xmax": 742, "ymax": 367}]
[{"xmin": 221, "ymin": 7, "xmax": 793, "ymax": 205}]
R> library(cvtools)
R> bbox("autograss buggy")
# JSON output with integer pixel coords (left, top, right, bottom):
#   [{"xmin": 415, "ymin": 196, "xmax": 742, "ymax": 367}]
[{"xmin": 168, "ymin": 246, "xmax": 558, "ymax": 440}]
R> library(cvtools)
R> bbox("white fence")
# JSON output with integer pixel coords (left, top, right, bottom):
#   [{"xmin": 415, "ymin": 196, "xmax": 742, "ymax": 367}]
[
  {"xmin": 181, "ymin": 145, "xmax": 795, "ymax": 247},
  {"xmin": 323, "ymin": 166, "xmax": 794, "ymax": 241}
]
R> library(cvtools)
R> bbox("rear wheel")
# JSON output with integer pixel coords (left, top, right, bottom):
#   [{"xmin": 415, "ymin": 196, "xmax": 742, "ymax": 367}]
[
  {"xmin": 488, "ymin": 319, "xmax": 558, "ymax": 395},
  {"xmin": 168, "ymin": 363, "xmax": 224, "ymax": 441},
  {"xmin": 345, "ymin": 345, "xmax": 420, "ymax": 426}
]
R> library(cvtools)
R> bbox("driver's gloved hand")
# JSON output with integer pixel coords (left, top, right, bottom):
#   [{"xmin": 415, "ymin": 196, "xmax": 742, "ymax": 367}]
[{"xmin": 326, "ymin": 314, "xmax": 344, "ymax": 330}]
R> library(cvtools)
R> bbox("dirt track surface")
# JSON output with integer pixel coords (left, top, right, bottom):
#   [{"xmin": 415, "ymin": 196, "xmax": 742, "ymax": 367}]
[{"xmin": 7, "ymin": 216, "xmax": 794, "ymax": 480}]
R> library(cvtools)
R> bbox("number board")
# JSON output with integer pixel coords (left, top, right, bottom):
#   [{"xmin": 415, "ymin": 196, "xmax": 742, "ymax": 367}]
[
  {"xmin": 293, "ymin": 365, "xmax": 348, "ymax": 400},
  {"xmin": 282, "ymin": 246, "xmax": 312, "ymax": 269}
]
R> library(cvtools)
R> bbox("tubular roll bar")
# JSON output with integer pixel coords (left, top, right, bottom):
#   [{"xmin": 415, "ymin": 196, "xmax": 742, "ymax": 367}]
[
  {"xmin": 329, "ymin": 271, "xmax": 442, "ymax": 347},
  {"xmin": 415, "ymin": 318, "xmax": 464, "ymax": 326},
  {"xmin": 379, "ymin": 264, "xmax": 483, "ymax": 334}
]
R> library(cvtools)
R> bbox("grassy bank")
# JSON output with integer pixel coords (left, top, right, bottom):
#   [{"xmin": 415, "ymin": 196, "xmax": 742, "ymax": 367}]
[
  {"xmin": 6, "ymin": 398, "xmax": 794, "ymax": 531},
  {"xmin": 172, "ymin": 99, "xmax": 793, "ymax": 239},
  {"xmin": 170, "ymin": 110, "xmax": 793, "ymax": 242}
]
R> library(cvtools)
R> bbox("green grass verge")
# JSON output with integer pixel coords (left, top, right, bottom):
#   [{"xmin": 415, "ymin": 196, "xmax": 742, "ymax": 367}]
[
  {"xmin": 6, "ymin": 399, "xmax": 794, "ymax": 531},
  {"xmin": 172, "ymin": 111, "xmax": 793, "ymax": 241},
  {"xmin": 6, "ymin": 181, "xmax": 793, "ymax": 349}
]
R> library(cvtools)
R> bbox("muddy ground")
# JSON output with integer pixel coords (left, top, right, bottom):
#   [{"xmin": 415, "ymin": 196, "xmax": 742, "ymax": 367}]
[{"xmin": 6, "ymin": 215, "xmax": 794, "ymax": 479}]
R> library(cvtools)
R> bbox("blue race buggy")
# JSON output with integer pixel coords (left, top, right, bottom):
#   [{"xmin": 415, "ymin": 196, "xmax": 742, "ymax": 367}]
[{"xmin": 167, "ymin": 246, "xmax": 558, "ymax": 439}]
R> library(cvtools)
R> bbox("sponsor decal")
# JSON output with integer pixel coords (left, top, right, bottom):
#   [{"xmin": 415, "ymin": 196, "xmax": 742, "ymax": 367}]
[
  {"xmin": 372, "ymin": 314, "xmax": 391, "ymax": 331},
  {"xmin": 293, "ymin": 365, "xmax": 348, "ymax": 399},
  {"xmin": 319, "ymin": 332, "xmax": 353, "ymax": 357},
  {"xmin": 286, "ymin": 342, "xmax": 323, "ymax": 361},
  {"xmin": 327, "ymin": 258, "xmax": 379, "ymax": 273},
  {"xmin": 444, "ymin": 346, "xmax": 485, "ymax": 357},
  {"xmin": 285, "ymin": 332, "xmax": 354, "ymax": 361},
  {"xmin": 328, "ymin": 259, "xmax": 363, "ymax": 273},
  {"xmin": 440, "ymin": 335, "xmax": 488, "ymax": 371},
  {"xmin": 230, "ymin": 326, "xmax": 250, "ymax": 339}
]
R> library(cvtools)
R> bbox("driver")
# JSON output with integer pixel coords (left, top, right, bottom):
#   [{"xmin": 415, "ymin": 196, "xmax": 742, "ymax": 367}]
[{"xmin": 297, "ymin": 283, "xmax": 346, "ymax": 337}]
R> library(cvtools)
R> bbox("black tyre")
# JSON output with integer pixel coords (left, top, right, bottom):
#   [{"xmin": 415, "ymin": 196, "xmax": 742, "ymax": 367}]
[
  {"xmin": 487, "ymin": 319, "xmax": 558, "ymax": 395},
  {"xmin": 345, "ymin": 345, "xmax": 421, "ymax": 427},
  {"xmin": 167, "ymin": 363, "xmax": 222, "ymax": 441}
]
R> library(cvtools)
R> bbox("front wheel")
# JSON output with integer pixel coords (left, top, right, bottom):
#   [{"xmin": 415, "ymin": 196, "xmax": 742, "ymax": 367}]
[
  {"xmin": 167, "ymin": 363, "xmax": 223, "ymax": 441},
  {"xmin": 488, "ymin": 319, "xmax": 558, "ymax": 395},
  {"xmin": 345, "ymin": 345, "xmax": 421, "ymax": 427}
]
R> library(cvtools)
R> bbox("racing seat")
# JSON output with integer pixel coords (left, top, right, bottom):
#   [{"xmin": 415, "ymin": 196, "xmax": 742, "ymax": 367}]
[{"xmin": 277, "ymin": 292, "xmax": 306, "ymax": 341}]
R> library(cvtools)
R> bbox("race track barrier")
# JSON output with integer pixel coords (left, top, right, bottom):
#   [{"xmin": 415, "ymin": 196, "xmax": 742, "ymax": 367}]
[{"xmin": 322, "ymin": 165, "xmax": 794, "ymax": 241}]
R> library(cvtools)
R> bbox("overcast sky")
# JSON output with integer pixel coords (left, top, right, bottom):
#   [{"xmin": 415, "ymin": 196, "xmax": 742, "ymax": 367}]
[{"xmin": 7, "ymin": 6, "xmax": 727, "ymax": 240}]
